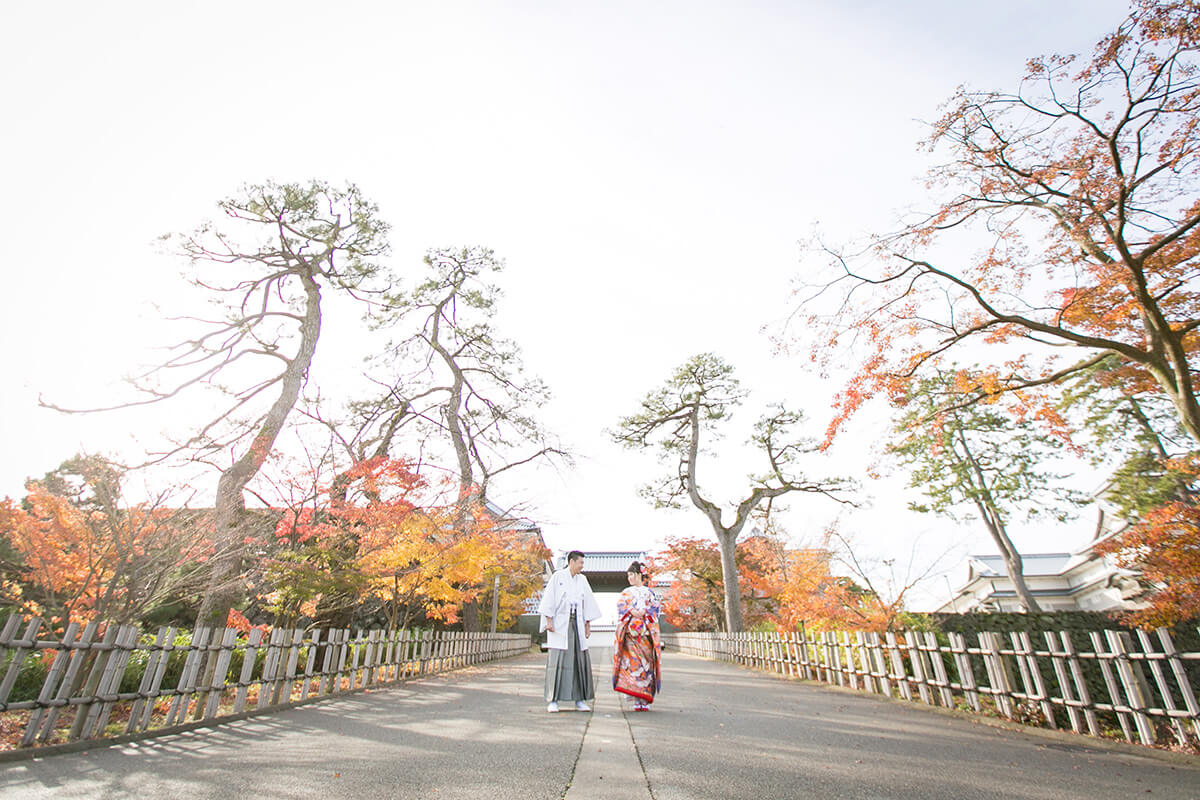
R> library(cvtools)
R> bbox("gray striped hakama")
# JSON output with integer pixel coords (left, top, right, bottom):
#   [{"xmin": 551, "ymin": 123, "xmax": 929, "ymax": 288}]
[{"xmin": 544, "ymin": 611, "xmax": 595, "ymax": 703}]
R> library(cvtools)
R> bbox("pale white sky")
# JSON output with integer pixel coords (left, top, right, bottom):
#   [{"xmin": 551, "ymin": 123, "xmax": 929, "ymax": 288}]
[{"xmin": 1, "ymin": 1, "xmax": 1130, "ymax": 610}]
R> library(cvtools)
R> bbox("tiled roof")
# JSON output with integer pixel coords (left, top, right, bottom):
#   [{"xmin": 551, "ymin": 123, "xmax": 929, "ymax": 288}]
[
  {"xmin": 484, "ymin": 499, "xmax": 541, "ymax": 531},
  {"xmin": 968, "ymin": 553, "xmax": 1074, "ymax": 578},
  {"xmin": 553, "ymin": 551, "xmax": 647, "ymax": 573}
]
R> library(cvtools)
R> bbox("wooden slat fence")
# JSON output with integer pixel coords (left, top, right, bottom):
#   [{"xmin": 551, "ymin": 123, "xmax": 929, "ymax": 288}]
[
  {"xmin": 0, "ymin": 615, "xmax": 531, "ymax": 749},
  {"xmin": 663, "ymin": 628, "xmax": 1200, "ymax": 748}
]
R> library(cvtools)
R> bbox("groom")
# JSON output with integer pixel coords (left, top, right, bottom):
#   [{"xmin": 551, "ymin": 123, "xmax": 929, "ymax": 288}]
[{"xmin": 538, "ymin": 550, "xmax": 602, "ymax": 712}]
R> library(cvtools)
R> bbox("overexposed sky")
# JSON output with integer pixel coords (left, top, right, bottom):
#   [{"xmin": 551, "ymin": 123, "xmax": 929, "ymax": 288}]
[{"xmin": 1, "ymin": 1, "xmax": 1130, "ymax": 609}]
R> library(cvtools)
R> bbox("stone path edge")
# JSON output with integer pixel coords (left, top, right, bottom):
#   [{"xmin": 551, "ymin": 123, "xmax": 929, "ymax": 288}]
[
  {"xmin": 561, "ymin": 708, "xmax": 592, "ymax": 798},
  {"xmin": 623, "ymin": 705, "xmax": 656, "ymax": 799}
]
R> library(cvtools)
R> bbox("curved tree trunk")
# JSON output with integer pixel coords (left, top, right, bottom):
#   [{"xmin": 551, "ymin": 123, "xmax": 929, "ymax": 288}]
[
  {"xmin": 429, "ymin": 290, "xmax": 484, "ymax": 632},
  {"xmin": 956, "ymin": 429, "xmax": 1041, "ymax": 613},
  {"xmin": 974, "ymin": 497, "xmax": 1042, "ymax": 613},
  {"xmin": 195, "ymin": 275, "xmax": 323, "ymax": 628}
]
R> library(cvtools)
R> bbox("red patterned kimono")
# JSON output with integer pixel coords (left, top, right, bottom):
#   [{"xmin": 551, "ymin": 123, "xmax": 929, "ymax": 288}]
[{"xmin": 612, "ymin": 585, "xmax": 662, "ymax": 704}]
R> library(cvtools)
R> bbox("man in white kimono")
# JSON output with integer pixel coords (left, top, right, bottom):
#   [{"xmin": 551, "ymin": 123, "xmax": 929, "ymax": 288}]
[{"xmin": 538, "ymin": 550, "xmax": 602, "ymax": 712}]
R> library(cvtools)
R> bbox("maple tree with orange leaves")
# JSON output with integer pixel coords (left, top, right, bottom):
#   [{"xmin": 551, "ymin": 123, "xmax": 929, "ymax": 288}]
[
  {"xmin": 649, "ymin": 531, "xmax": 886, "ymax": 632},
  {"xmin": 0, "ymin": 455, "xmax": 210, "ymax": 628},
  {"xmin": 796, "ymin": 1, "xmax": 1200, "ymax": 623},
  {"xmin": 801, "ymin": 1, "xmax": 1200, "ymax": 447},
  {"xmin": 257, "ymin": 457, "xmax": 546, "ymax": 631}
]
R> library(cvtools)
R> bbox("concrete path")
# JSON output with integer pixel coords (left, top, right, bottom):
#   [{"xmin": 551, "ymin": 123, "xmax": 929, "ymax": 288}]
[{"xmin": 1, "ymin": 648, "xmax": 1198, "ymax": 799}]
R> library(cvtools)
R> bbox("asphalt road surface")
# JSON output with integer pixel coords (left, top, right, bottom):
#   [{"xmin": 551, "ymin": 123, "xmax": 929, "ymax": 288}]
[{"xmin": 1, "ymin": 648, "xmax": 1197, "ymax": 799}]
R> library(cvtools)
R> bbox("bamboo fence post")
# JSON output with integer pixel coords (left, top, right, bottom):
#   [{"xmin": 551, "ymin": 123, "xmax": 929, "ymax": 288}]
[
  {"xmin": 335, "ymin": 629, "xmax": 352, "ymax": 691},
  {"xmin": 783, "ymin": 632, "xmax": 797, "ymax": 678},
  {"xmin": 0, "ymin": 616, "xmax": 43, "ymax": 709},
  {"xmin": 318, "ymin": 629, "xmax": 336, "ymax": 696},
  {"xmin": 20, "ymin": 621, "xmax": 80, "ymax": 747},
  {"xmin": 922, "ymin": 632, "xmax": 954, "ymax": 707},
  {"xmin": 128, "ymin": 626, "xmax": 173, "ymax": 734},
  {"xmin": 438, "ymin": 629, "xmax": 447, "ymax": 671},
  {"xmin": 86, "ymin": 624, "xmax": 140, "ymax": 738},
  {"xmin": 1009, "ymin": 631, "xmax": 1036, "ymax": 707},
  {"xmin": 297, "ymin": 629, "xmax": 319, "ymax": 702},
  {"xmin": 1043, "ymin": 631, "xmax": 1082, "ymax": 733},
  {"xmin": 70, "ymin": 624, "xmax": 120, "ymax": 738},
  {"xmin": 277, "ymin": 628, "xmax": 304, "ymax": 705},
  {"xmin": 419, "ymin": 630, "xmax": 432, "ymax": 675},
  {"xmin": 344, "ymin": 630, "xmax": 361, "ymax": 691},
  {"xmin": 380, "ymin": 629, "xmax": 396, "ymax": 682},
  {"xmin": 980, "ymin": 632, "xmax": 1015, "ymax": 719},
  {"xmin": 191, "ymin": 626, "xmax": 227, "ymax": 721},
  {"xmin": 37, "ymin": 621, "xmax": 99, "ymax": 743},
  {"xmin": 1106, "ymin": 630, "xmax": 1156, "ymax": 745},
  {"xmin": 948, "ymin": 632, "xmax": 979, "ymax": 712},
  {"xmin": 820, "ymin": 632, "xmax": 834, "ymax": 685},
  {"xmin": 1012, "ymin": 632, "xmax": 1055, "ymax": 728},
  {"xmin": 906, "ymin": 632, "xmax": 933, "ymax": 705},
  {"xmin": 395, "ymin": 629, "xmax": 407, "ymax": 679},
  {"xmin": 1157, "ymin": 627, "xmax": 1200, "ymax": 741},
  {"xmin": 234, "ymin": 629, "xmax": 264, "ymax": 713},
  {"xmin": 884, "ymin": 632, "xmax": 911, "ymax": 701},
  {"xmin": 852, "ymin": 633, "xmax": 873, "ymax": 693},
  {"xmin": 1024, "ymin": 631, "xmax": 1055, "ymax": 728},
  {"xmin": 371, "ymin": 629, "xmax": 386, "ymax": 684},
  {"xmin": 1136, "ymin": 629, "xmax": 1188, "ymax": 744},
  {"xmin": 1089, "ymin": 631, "xmax": 1134, "ymax": 742},
  {"xmin": 202, "ymin": 628, "xmax": 239, "ymax": 719},
  {"xmin": 868, "ymin": 633, "xmax": 892, "ymax": 698},
  {"xmin": 798, "ymin": 629, "xmax": 813, "ymax": 680},
  {"xmin": 259, "ymin": 628, "xmax": 283, "ymax": 708},
  {"xmin": 843, "ymin": 633, "xmax": 855, "ymax": 687},
  {"xmin": 1060, "ymin": 632, "xmax": 1099, "ymax": 736}
]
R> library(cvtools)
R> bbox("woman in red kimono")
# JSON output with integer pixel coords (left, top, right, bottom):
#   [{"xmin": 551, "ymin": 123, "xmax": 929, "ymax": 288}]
[{"xmin": 612, "ymin": 561, "xmax": 662, "ymax": 710}]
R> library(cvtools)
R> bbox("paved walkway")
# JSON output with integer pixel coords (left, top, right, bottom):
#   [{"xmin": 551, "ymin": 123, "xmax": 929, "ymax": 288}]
[{"xmin": 2, "ymin": 648, "xmax": 1198, "ymax": 799}]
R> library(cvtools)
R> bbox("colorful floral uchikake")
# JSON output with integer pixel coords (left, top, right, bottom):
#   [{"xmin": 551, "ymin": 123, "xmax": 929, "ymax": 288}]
[{"xmin": 612, "ymin": 583, "xmax": 663, "ymax": 708}]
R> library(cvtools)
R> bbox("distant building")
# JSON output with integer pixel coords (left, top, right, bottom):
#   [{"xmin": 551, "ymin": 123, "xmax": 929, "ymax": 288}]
[
  {"xmin": 936, "ymin": 527, "xmax": 1145, "ymax": 613},
  {"xmin": 483, "ymin": 499, "xmax": 547, "ymax": 549}
]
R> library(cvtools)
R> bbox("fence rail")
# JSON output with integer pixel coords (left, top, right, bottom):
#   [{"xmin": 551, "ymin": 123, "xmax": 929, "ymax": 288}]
[
  {"xmin": 0, "ymin": 615, "xmax": 531, "ymax": 750},
  {"xmin": 663, "ymin": 628, "xmax": 1200, "ymax": 748}
]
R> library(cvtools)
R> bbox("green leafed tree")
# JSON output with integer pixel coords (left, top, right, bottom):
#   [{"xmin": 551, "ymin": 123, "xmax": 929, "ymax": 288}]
[
  {"xmin": 888, "ymin": 371, "xmax": 1087, "ymax": 612},
  {"xmin": 611, "ymin": 353, "xmax": 854, "ymax": 632},
  {"xmin": 1059, "ymin": 355, "xmax": 1197, "ymax": 522}
]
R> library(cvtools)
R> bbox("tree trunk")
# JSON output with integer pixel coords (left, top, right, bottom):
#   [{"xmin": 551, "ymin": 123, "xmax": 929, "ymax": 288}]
[
  {"xmin": 715, "ymin": 529, "xmax": 743, "ymax": 633},
  {"xmin": 955, "ymin": 426, "xmax": 1042, "ymax": 613},
  {"xmin": 974, "ymin": 497, "xmax": 1042, "ymax": 613},
  {"xmin": 462, "ymin": 601, "xmax": 481, "ymax": 633},
  {"xmin": 195, "ymin": 275, "xmax": 323, "ymax": 628}
]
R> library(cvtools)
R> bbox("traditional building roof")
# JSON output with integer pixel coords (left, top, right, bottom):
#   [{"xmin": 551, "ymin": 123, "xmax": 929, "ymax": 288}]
[
  {"xmin": 552, "ymin": 551, "xmax": 647, "ymax": 573},
  {"xmin": 938, "ymin": 529, "xmax": 1144, "ymax": 613},
  {"xmin": 483, "ymin": 499, "xmax": 546, "ymax": 550}
]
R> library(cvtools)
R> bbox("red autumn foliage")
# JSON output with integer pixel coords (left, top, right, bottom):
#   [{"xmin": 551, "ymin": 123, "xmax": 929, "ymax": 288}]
[
  {"xmin": 1096, "ymin": 500, "xmax": 1200, "ymax": 626},
  {"xmin": 649, "ymin": 533, "xmax": 890, "ymax": 632}
]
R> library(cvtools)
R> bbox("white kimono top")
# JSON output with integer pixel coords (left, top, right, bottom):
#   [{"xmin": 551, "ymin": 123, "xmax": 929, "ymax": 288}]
[{"xmin": 537, "ymin": 568, "xmax": 603, "ymax": 651}]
